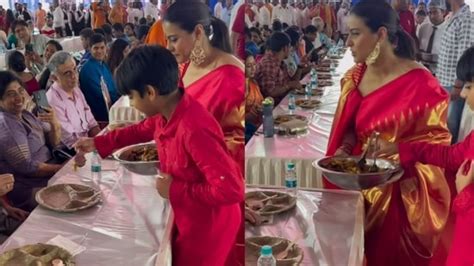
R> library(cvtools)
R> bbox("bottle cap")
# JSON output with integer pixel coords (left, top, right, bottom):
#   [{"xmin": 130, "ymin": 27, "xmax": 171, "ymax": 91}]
[
  {"xmin": 261, "ymin": 245, "xmax": 273, "ymax": 256},
  {"xmin": 286, "ymin": 162, "xmax": 295, "ymax": 170}
]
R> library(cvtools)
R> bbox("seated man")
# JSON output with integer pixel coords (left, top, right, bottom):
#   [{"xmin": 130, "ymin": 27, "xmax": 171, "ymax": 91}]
[
  {"xmin": 255, "ymin": 32, "xmax": 301, "ymax": 103},
  {"xmin": 79, "ymin": 33, "xmax": 119, "ymax": 125},
  {"xmin": 47, "ymin": 51, "xmax": 101, "ymax": 153},
  {"xmin": 0, "ymin": 71, "xmax": 62, "ymax": 211},
  {"xmin": 12, "ymin": 19, "xmax": 50, "ymax": 75}
]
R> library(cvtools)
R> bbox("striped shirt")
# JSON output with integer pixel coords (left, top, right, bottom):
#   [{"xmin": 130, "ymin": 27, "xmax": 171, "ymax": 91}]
[{"xmin": 437, "ymin": 4, "xmax": 474, "ymax": 87}]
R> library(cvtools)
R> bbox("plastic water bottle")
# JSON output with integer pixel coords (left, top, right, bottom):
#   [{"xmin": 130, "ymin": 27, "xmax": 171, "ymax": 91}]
[
  {"xmin": 91, "ymin": 151, "xmax": 102, "ymax": 182},
  {"xmin": 262, "ymin": 97, "xmax": 274, "ymax": 138},
  {"xmin": 307, "ymin": 69, "xmax": 317, "ymax": 98},
  {"xmin": 257, "ymin": 245, "xmax": 276, "ymax": 266},
  {"xmin": 288, "ymin": 93, "xmax": 296, "ymax": 114},
  {"xmin": 285, "ymin": 162, "xmax": 297, "ymax": 197}
]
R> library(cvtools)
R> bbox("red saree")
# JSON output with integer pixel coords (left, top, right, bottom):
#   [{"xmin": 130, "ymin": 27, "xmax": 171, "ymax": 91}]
[{"xmin": 326, "ymin": 64, "xmax": 452, "ymax": 265}]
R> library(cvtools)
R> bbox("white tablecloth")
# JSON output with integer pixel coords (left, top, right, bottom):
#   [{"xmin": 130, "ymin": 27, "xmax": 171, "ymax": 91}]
[
  {"xmin": 0, "ymin": 153, "xmax": 172, "ymax": 266},
  {"xmin": 246, "ymin": 186, "xmax": 364, "ymax": 266},
  {"xmin": 245, "ymin": 51, "xmax": 355, "ymax": 188}
]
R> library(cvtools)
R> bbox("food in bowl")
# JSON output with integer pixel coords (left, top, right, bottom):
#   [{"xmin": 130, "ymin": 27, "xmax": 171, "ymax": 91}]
[
  {"xmin": 325, "ymin": 158, "xmax": 388, "ymax": 174},
  {"xmin": 127, "ymin": 146, "xmax": 158, "ymax": 161}
]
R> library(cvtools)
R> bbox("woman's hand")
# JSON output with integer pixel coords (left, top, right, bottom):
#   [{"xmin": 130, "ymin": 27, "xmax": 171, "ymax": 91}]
[
  {"xmin": 73, "ymin": 138, "xmax": 96, "ymax": 154},
  {"xmin": 0, "ymin": 174, "xmax": 14, "ymax": 196},
  {"xmin": 456, "ymin": 160, "xmax": 474, "ymax": 193},
  {"xmin": 37, "ymin": 107, "xmax": 59, "ymax": 128},
  {"xmin": 4, "ymin": 205, "xmax": 29, "ymax": 221},
  {"xmin": 156, "ymin": 173, "xmax": 173, "ymax": 199},
  {"xmin": 74, "ymin": 152, "xmax": 87, "ymax": 168}
]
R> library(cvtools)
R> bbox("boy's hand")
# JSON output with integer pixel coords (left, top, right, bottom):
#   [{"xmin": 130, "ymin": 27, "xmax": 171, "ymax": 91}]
[
  {"xmin": 156, "ymin": 173, "xmax": 172, "ymax": 199},
  {"xmin": 456, "ymin": 160, "xmax": 474, "ymax": 193}
]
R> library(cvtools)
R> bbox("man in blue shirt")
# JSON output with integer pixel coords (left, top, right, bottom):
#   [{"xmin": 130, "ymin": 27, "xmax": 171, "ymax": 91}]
[
  {"xmin": 78, "ymin": 28, "xmax": 94, "ymax": 72},
  {"xmin": 79, "ymin": 33, "xmax": 119, "ymax": 125}
]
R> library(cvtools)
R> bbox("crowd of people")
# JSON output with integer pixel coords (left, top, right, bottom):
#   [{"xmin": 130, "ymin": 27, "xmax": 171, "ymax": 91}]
[{"xmin": 0, "ymin": 0, "xmax": 472, "ymax": 265}]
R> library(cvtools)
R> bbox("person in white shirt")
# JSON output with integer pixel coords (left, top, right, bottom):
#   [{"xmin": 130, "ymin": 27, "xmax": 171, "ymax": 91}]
[
  {"xmin": 128, "ymin": 1, "xmax": 144, "ymax": 24},
  {"xmin": 336, "ymin": 1, "xmax": 349, "ymax": 42},
  {"xmin": 272, "ymin": 0, "xmax": 295, "ymax": 26},
  {"xmin": 221, "ymin": 0, "xmax": 234, "ymax": 27},
  {"xmin": 255, "ymin": 0, "xmax": 271, "ymax": 27},
  {"xmin": 214, "ymin": 0, "xmax": 223, "ymax": 18},
  {"xmin": 293, "ymin": 1, "xmax": 305, "ymax": 29},
  {"xmin": 144, "ymin": 0, "xmax": 160, "ymax": 22},
  {"xmin": 52, "ymin": 1, "xmax": 65, "ymax": 38},
  {"xmin": 415, "ymin": 9, "xmax": 428, "ymax": 37},
  {"xmin": 417, "ymin": 0, "xmax": 447, "ymax": 74}
]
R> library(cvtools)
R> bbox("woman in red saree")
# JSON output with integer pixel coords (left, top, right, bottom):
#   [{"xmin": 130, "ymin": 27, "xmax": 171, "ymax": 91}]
[
  {"xmin": 326, "ymin": 2, "xmax": 451, "ymax": 265},
  {"xmin": 163, "ymin": 2, "xmax": 245, "ymax": 265}
]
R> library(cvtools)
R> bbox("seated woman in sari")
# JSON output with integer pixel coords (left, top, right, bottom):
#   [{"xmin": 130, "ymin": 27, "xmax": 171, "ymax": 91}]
[
  {"xmin": 245, "ymin": 51, "xmax": 263, "ymax": 143},
  {"xmin": 375, "ymin": 46, "xmax": 474, "ymax": 266},
  {"xmin": 326, "ymin": 1, "xmax": 451, "ymax": 265},
  {"xmin": 0, "ymin": 71, "xmax": 62, "ymax": 212}
]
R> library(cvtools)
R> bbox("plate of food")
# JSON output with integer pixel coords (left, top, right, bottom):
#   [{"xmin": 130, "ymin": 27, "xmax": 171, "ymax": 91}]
[
  {"xmin": 245, "ymin": 191, "xmax": 297, "ymax": 216},
  {"xmin": 245, "ymin": 236, "xmax": 303, "ymax": 266},
  {"xmin": 36, "ymin": 184, "xmax": 101, "ymax": 212},
  {"xmin": 0, "ymin": 243, "xmax": 75, "ymax": 266},
  {"xmin": 318, "ymin": 80, "xmax": 334, "ymax": 87},
  {"xmin": 317, "ymin": 73, "xmax": 332, "ymax": 80},
  {"xmin": 295, "ymin": 87, "xmax": 324, "ymax": 96},
  {"xmin": 315, "ymin": 66, "xmax": 331, "ymax": 72},
  {"xmin": 274, "ymin": 115, "xmax": 309, "ymax": 136},
  {"xmin": 274, "ymin": 114, "xmax": 308, "ymax": 125},
  {"xmin": 313, "ymin": 156, "xmax": 402, "ymax": 190},
  {"xmin": 295, "ymin": 99, "xmax": 321, "ymax": 109},
  {"xmin": 113, "ymin": 142, "xmax": 159, "ymax": 175}
]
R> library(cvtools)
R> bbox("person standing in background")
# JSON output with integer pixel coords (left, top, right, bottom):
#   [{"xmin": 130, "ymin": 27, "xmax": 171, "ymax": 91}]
[
  {"xmin": 72, "ymin": 3, "xmax": 86, "ymax": 36},
  {"xmin": 91, "ymin": 0, "xmax": 110, "ymax": 29},
  {"xmin": 109, "ymin": 0, "xmax": 126, "ymax": 25},
  {"xmin": 438, "ymin": 0, "xmax": 474, "ymax": 143},
  {"xmin": 337, "ymin": 1, "xmax": 349, "ymax": 42},
  {"xmin": 221, "ymin": 0, "xmax": 234, "ymax": 27},
  {"xmin": 53, "ymin": 0, "xmax": 65, "ymax": 37},
  {"xmin": 214, "ymin": 0, "xmax": 223, "ymax": 18},
  {"xmin": 145, "ymin": 0, "xmax": 160, "ymax": 22},
  {"xmin": 35, "ymin": 3, "xmax": 46, "ymax": 32}
]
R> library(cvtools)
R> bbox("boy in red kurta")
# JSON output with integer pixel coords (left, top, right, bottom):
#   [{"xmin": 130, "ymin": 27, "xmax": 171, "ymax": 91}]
[
  {"xmin": 74, "ymin": 46, "xmax": 244, "ymax": 266},
  {"xmin": 376, "ymin": 46, "xmax": 474, "ymax": 266}
]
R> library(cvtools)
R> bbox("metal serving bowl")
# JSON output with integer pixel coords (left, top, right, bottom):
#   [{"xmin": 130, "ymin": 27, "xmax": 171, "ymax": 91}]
[
  {"xmin": 313, "ymin": 156, "xmax": 402, "ymax": 190},
  {"xmin": 112, "ymin": 142, "xmax": 159, "ymax": 176}
]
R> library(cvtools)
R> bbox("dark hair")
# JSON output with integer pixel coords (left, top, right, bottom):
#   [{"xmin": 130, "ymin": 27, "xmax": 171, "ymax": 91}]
[
  {"xmin": 136, "ymin": 25, "xmax": 150, "ymax": 41},
  {"xmin": 93, "ymin": 28, "xmax": 106, "ymax": 36},
  {"xmin": 80, "ymin": 27, "xmax": 94, "ymax": 39},
  {"xmin": 268, "ymin": 32, "xmax": 290, "ymax": 52},
  {"xmin": 350, "ymin": 0, "xmax": 416, "ymax": 60},
  {"xmin": 0, "ymin": 71, "xmax": 22, "ymax": 99},
  {"xmin": 6, "ymin": 10, "xmax": 15, "ymax": 24},
  {"xmin": 304, "ymin": 25, "xmax": 318, "ymax": 34},
  {"xmin": 46, "ymin": 39, "xmax": 63, "ymax": 51},
  {"xmin": 124, "ymin": 23, "xmax": 136, "ymax": 36},
  {"xmin": 272, "ymin": 20, "xmax": 282, "ymax": 32},
  {"xmin": 245, "ymin": 50, "xmax": 254, "ymax": 61},
  {"xmin": 456, "ymin": 47, "xmax": 474, "ymax": 82},
  {"xmin": 249, "ymin": 27, "xmax": 261, "ymax": 36},
  {"xmin": 282, "ymin": 23, "xmax": 289, "ymax": 30},
  {"xmin": 89, "ymin": 33, "xmax": 106, "ymax": 46},
  {"xmin": 285, "ymin": 28, "xmax": 300, "ymax": 47},
  {"xmin": 7, "ymin": 51, "xmax": 26, "ymax": 72},
  {"xmin": 115, "ymin": 46, "xmax": 179, "ymax": 97},
  {"xmin": 107, "ymin": 39, "xmax": 129, "ymax": 75},
  {"xmin": 102, "ymin": 23, "xmax": 113, "ymax": 35},
  {"xmin": 139, "ymin": 17, "xmax": 147, "ymax": 25},
  {"xmin": 11, "ymin": 19, "xmax": 28, "ymax": 32},
  {"xmin": 416, "ymin": 10, "xmax": 427, "ymax": 16},
  {"xmin": 244, "ymin": 27, "xmax": 251, "ymax": 38},
  {"xmin": 164, "ymin": 1, "xmax": 232, "ymax": 53},
  {"xmin": 112, "ymin": 23, "xmax": 124, "ymax": 32}
]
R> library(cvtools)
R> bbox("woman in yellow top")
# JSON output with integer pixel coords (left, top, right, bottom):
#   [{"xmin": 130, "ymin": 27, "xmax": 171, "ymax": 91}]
[{"xmin": 244, "ymin": 51, "xmax": 263, "ymax": 143}]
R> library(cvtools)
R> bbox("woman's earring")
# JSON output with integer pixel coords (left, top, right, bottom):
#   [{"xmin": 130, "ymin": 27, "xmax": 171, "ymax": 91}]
[
  {"xmin": 190, "ymin": 42, "xmax": 206, "ymax": 66},
  {"xmin": 365, "ymin": 42, "xmax": 381, "ymax": 65}
]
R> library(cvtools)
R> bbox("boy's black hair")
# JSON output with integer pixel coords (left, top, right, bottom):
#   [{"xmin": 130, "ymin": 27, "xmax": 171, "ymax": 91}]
[
  {"xmin": 115, "ymin": 46, "xmax": 179, "ymax": 97},
  {"xmin": 89, "ymin": 33, "xmax": 106, "ymax": 46},
  {"xmin": 112, "ymin": 23, "xmax": 124, "ymax": 32},
  {"xmin": 456, "ymin": 47, "xmax": 474, "ymax": 83},
  {"xmin": 267, "ymin": 32, "xmax": 291, "ymax": 53}
]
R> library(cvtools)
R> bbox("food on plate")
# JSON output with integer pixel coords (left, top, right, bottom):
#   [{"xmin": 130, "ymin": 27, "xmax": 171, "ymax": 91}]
[
  {"xmin": 274, "ymin": 114, "xmax": 307, "ymax": 125},
  {"xmin": 127, "ymin": 146, "xmax": 158, "ymax": 161},
  {"xmin": 324, "ymin": 158, "xmax": 388, "ymax": 174},
  {"xmin": 295, "ymin": 99, "xmax": 321, "ymax": 109}
]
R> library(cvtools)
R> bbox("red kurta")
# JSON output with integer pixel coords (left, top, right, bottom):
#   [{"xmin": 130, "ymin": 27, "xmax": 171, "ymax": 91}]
[
  {"xmin": 399, "ymin": 132, "xmax": 474, "ymax": 266},
  {"xmin": 94, "ymin": 93, "xmax": 244, "ymax": 266}
]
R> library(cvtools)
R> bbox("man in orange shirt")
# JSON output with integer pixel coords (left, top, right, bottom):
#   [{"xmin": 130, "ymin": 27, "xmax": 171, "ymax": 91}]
[
  {"xmin": 108, "ymin": 0, "xmax": 125, "ymax": 25},
  {"xmin": 91, "ymin": 0, "xmax": 109, "ymax": 29},
  {"xmin": 35, "ymin": 3, "xmax": 46, "ymax": 31}
]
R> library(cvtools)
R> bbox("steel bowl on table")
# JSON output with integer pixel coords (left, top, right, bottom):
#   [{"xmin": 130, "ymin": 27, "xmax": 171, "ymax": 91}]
[
  {"xmin": 313, "ymin": 156, "xmax": 402, "ymax": 190},
  {"xmin": 113, "ymin": 142, "xmax": 159, "ymax": 176}
]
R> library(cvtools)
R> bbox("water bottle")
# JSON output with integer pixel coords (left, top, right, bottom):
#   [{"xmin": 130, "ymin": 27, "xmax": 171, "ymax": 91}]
[
  {"xmin": 288, "ymin": 93, "xmax": 296, "ymax": 114},
  {"xmin": 262, "ymin": 97, "xmax": 274, "ymax": 138},
  {"xmin": 257, "ymin": 245, "xmax": 276, "ymax": 266},
  {"xmin": 285, "ymin": 162, "xmax": 297, "ymax": 197},
  {"xmin": 91, "ymin": 151, "xmax": 102, "ymax": 182}
]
